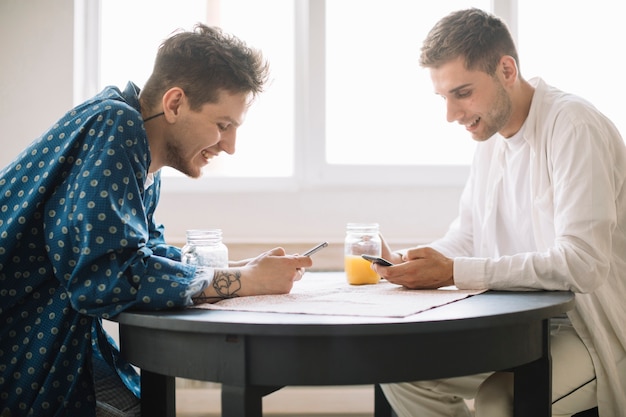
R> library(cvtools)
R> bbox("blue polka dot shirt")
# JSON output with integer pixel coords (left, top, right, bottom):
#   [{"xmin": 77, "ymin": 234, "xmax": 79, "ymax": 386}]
[{"xmin": 0, "ymin": 82, "xmax": 198, "ymax": 416}]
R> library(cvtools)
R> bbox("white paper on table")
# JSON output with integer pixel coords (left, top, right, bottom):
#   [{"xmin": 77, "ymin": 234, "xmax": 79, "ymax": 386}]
[{"xmin": 192, "ymin": 272, "xmax": 486, "ymax": 318}]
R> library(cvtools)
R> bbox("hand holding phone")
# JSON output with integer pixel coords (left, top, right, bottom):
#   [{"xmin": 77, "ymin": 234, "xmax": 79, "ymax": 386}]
[{"xmin": 361, "ymin": 254, "xmax": 394, "ymax": 266}]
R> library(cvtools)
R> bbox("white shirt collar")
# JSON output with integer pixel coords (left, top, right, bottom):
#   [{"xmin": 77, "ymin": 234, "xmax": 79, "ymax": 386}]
[{"xmin": 144, "ymin": 173, "xmax": 155, "ymax": 189}]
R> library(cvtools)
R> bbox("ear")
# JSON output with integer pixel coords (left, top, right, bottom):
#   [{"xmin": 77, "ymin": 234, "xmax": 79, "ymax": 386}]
[
  {"xmin": 161, "ymin": 87, "xmax": 186, "ymax": 121},
  {"xmin": 499, "ymin": 55, "xmax": 518, "ymax": 86}
]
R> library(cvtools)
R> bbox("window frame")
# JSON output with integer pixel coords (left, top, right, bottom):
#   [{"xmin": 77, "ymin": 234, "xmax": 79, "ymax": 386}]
[
  {"xmin": 295, "ymin": 0, "xmax": 472, "ymax": 190},
  {"xmin": 75, "ymin": 0, "xmax": 528, "ymax": 193}
]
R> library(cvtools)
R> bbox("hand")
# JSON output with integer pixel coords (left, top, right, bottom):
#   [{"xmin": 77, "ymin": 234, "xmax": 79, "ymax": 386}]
[
  {"xmin": 192, "ymin": 247, "xmax": 313, "ymax": 304},
  {"xmin": 229, "ymin": 258, "xmax": 253, "ymax": 267},
  {"xmin": 372, "ymin": 246, "xmax": 454, "ymax": 289},
  {"xmin": 238, "ymin": 247, "xmax": 313, "ymax": 295}
]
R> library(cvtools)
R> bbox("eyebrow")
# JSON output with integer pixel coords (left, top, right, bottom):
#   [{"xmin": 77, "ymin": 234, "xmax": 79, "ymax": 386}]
[
  {"xmin": 448, "ymin": 83, "xmax": 473, "ymax": 95},
  {"xmin": 219, "ymin": 116, "xmax": 242, "ymax": 128}
]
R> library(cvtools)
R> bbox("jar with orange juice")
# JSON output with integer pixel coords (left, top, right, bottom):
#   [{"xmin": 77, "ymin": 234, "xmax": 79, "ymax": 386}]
[{"xmin": 344, "ymin": 223, "xmax": 381, "ymax": 285}]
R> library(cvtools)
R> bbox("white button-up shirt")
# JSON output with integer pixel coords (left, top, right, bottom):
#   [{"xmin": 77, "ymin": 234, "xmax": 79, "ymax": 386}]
[{"xmin": 430, "ymin": 78, "xmax": 626, "ymax": 414}]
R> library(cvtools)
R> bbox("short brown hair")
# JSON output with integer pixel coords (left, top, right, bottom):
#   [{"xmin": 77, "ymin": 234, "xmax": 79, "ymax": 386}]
[
  {"xmin": 419, "ymin": 8, "xmax": 519, "ymax": 76},
  {"xmin": 141, "ymin": 24, "xmax": 270, "ymax": 111}
]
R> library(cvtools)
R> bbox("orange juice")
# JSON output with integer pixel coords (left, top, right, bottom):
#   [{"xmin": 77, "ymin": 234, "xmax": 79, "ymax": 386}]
[{"xmin": 344, "ymin": 255, "xmax": 380, "ymax": 285}]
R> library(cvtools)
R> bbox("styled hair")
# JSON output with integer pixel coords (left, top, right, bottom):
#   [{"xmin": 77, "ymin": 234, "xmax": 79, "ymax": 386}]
[
  {"xmin": 419, "ymin": 8, "xmax": 519, "ymax": 76},
  {"xmin": 141, "ymin": 23, "xmax": 269, "ymax": 111}
]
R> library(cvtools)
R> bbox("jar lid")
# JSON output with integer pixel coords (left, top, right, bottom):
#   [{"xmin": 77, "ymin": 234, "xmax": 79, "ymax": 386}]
[
  {"xmin": 186, "ymin": 229, "xmax": 222, "ymax": 243},
  {"xmin": 346, "ymin": 222, "xmax": 379, "ymax": 232}
]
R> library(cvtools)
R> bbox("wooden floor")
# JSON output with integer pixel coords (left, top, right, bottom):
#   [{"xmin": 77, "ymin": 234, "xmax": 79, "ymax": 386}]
[
  {"xmin": 181, "ymin": 414, "xmax": 370, "ymax": 417},
  {"xmin": 175, "ymin": 384, "xmax": 474, "ymax": 416},
  {"xmin": 176, "ymin": 385, "xmax": 375, "ymax": 416}
]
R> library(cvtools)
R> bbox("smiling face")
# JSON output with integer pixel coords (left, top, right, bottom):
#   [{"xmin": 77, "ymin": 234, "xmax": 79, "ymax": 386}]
[
  {"xmin": 430, "ymin": 57, "xmax": 513, "ymax": 142},
  {"xmin": 150, "ymin": 88, "xmax": 250, "ymax": 178}
]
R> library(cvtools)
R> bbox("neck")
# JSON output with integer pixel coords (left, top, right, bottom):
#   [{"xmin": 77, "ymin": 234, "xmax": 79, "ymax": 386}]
[
  {"xmin": 502, "ymin": 79, "xmax": 535, "ymax": 138},
  {"xmin": 140, "ymin": 105, "xmax": 165, "ymax": 174}
]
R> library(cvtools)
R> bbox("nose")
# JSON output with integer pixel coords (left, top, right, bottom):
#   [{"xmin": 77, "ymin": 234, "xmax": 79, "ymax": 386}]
[
  {"xmin": 218, "ymin": 130, "xmax": 237, "ymax": 155},
  {"xmin": 446, "ymin": 99, "xmax": 463, "ymax": 123}
]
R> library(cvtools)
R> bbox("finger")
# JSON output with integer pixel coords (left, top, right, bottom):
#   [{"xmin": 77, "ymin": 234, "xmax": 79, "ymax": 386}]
[
  {"xmin": 405, "ymin": 247, "xmax": 427, "ymax": 260},
  {"xmin": 265, "ymin": 247, "xmax": 287, "ymax": 256},
  {"xmin": 292, "ymin": 255, "xmax": 313, "ymax": 268},
  {"xmin": 294, "ymin": 268, "xmax": 305, "ymax": 281},
  {"xmin": 370, "ymin": 262, "xmax": 387, "ymax": 277}
]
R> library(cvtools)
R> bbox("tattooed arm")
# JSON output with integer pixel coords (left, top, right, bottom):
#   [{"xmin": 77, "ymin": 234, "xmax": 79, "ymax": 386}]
[
  {"xmin": 192, "ymin": 269, "xmax": 243, "ymax": 304},
  {"xmin": 191, "ymin": 247, "xmax": 313, "ymax": 305}
]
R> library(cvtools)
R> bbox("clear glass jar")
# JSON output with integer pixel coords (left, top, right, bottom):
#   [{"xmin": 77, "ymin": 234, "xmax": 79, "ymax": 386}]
[
  {"xmin": 344, "ymin": 222, "xmax": 381, "ymax": 285},
  {"xmin": 181, "ymin": 229, "xmax": 228, "ymax": 269}
]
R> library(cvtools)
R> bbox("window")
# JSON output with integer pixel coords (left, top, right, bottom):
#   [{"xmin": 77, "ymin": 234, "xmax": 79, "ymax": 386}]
[
  {"xmin": 94, "ymin": 0, "xmax": 487, "ymax": 189},
  {"xmin": 99, "ymin": 0, "xmax": 294, "ymax": 179},
  {"xmin": 517, "ymin": 0, "xmax": 625, "ymax": 137},
  {"xmin": 325, "ymin": 0, "xmax": 487, "ymax": 166},
  {"xmin": 92, "ymin": 0, "xmax": 626, "ymax": 190}
]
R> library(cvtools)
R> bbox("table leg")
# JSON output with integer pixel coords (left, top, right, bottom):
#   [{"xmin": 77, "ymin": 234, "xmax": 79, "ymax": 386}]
[
  {"xmin": 140, "ymin": 370, "xmax": 176, "ymax": 417},
  {"xmin": 374, "ymin": 384, "xmax": 395, "ymax": 417},
  {"xmin": 513, "ymin": 320, "xmax": 551, "ymax": 417},
  {"xmin": 221, "ymin": 385, "xmax": 282, "ymax": 417}
]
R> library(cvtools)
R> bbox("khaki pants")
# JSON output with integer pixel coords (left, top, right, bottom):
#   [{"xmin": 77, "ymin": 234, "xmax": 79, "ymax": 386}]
[{"xmin": 380, "ymin": 322, "xmax": 597, "ymax": 417}]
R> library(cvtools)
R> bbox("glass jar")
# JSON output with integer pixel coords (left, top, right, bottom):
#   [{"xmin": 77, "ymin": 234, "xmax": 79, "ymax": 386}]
[
  {"xmin": 344, "ymin": 222, "xmax": 381, "ymax": 285},
  {"xmin": 181, "ymin": 229, "xmax": 228, "ymax": 269}
]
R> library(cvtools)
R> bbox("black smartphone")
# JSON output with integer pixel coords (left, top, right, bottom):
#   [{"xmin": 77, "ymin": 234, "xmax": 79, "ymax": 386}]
[
  {"xmin": 302, "ymin": 241, "xmax": 329, "ymax": 256},
  {"xmin": 361, "ymin": 254, "xmax": 394, "ymax": 266}
]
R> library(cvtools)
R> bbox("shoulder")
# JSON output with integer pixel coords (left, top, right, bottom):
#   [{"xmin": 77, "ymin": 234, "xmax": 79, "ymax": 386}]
[
  {"xmin": 55, "ymin": 85, "xmax": 148, "ymax": 156},
  {"xmin": 527, "ymin": 78, "xmax": 619, "ymax": 143},
  {"xmin": 530, "ymin": 78, "xmax": 605, "ymax": 126},
  {"xmin": 74, "ymin": 85, "xmax": 144, "ymax": 131}
]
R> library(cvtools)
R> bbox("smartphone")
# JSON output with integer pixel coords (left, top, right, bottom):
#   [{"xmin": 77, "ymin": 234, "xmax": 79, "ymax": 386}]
[
  {"xmin": 302, "ymin": 241, "xmax": 329, "ymax": 257},
  {"xmin": 361, "ymin": 254, "xmax": 394, "ymax": 266}
]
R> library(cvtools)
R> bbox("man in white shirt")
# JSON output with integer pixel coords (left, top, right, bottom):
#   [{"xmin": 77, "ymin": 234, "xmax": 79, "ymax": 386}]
[{"xmin": 374, "ymin": 8, "xmax": 626, "ymax": 417}]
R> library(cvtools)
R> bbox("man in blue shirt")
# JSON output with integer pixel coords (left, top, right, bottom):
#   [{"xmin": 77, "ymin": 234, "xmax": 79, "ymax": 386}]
[{"xmin": 0, "ymin": 24, "xmax": 312, "ymax": 417}]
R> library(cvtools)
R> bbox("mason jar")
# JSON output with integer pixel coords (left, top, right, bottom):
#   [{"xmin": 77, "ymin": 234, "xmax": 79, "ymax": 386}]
[
  {"xmin": 181, "ymin": 229, "xmax": 228, "ymax": 269},
  {"xmin": 344, "ymin": 222, "xmax": 381, "ymax": 285}
]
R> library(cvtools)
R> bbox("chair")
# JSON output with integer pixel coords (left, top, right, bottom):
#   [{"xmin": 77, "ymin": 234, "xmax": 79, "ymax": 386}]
[{"xmin": 376, "ymin": 384, "xmax": 600, "ymax": 417}]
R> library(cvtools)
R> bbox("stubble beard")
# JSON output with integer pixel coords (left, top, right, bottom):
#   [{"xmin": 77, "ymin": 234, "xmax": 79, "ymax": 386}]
[
  {"xmin": 473, "ymin": 82, "xmax": 513, "ymax": 141},
  {"xmin": 165, "ymin": 141, "xmax": 203, "ymax": 179}
]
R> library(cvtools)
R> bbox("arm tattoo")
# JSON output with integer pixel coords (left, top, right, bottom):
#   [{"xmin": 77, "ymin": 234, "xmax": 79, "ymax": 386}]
[
  {"xmin": 192, "ymin": 270, "xmax": 243, "ymax": 305},
  {"xmin": 212, "ymin": 270, "xmax": 242, "ymax": 298}
]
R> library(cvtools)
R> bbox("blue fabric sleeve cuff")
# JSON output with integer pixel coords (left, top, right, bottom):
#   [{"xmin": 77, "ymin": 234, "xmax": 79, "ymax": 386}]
[{"xmin": 182, "ymin": 267, "xmax": 215, "ymax": 306}]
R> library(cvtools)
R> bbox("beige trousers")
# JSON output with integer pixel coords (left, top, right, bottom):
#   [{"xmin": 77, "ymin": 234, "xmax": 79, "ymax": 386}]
[{"xmin": 380, "ymin": 323, "xmax": 597, "ymax": 417}]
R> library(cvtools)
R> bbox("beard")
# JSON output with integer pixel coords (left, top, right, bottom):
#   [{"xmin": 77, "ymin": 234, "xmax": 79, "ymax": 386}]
[
  {"xmin": 164, "ymin": 140, "xmax": 203, "ymax": 179},
  {"xmin": 474, "ymin": 81, "xmax": 513, "ymax": 141}
]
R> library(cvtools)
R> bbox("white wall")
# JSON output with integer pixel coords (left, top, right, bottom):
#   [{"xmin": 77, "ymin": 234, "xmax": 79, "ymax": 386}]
[
  {"xmin": 0, "ymin": 0, "xmax": 75, "ymax": 165},
  {"xmin": 0, "ymin": 1, "xmax": 462, "ymax": 253}
]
